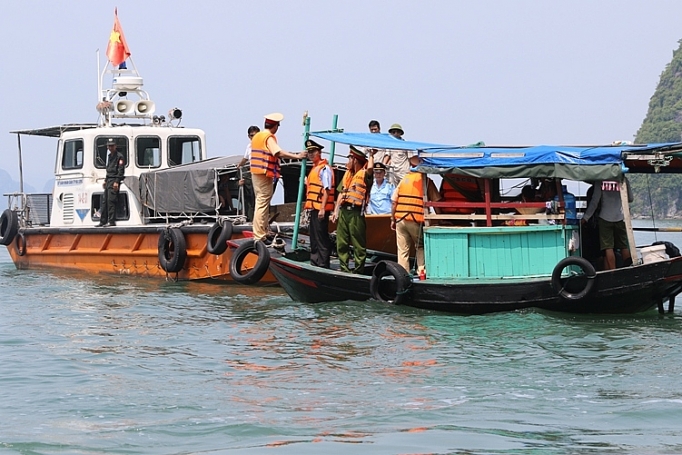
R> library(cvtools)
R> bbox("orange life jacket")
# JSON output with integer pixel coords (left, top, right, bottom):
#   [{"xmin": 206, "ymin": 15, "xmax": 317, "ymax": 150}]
[
  {"xmin": 395, "ymin": 171, "xmax": 425, "ymax": 223},
  {"xmin": 440, "ymin": 173, "xmax": 481, "ymax": 214},
  {"xmin": 304, "ymin": 159, "xmax": 335, "ymax": 211},
  {"xmin": 338, "ymin": 169, "xmax": 368, "ymax": 207},
  {"xmin": 250, "ymin": 130, "xmax": 280, "ymax": 178}
]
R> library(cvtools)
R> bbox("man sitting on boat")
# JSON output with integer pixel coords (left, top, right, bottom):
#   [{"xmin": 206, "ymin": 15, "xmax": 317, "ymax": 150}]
[
  {"xmin": 581, "ymin": 178, "xmax": 634, "ymax": 270},
  {"xmin": 331, "ymin": 146, "xmax": 374, "ymax": 273},
  {"xmin": 391, "ymin": 155, "xmax": 442, "ymax": 274}
]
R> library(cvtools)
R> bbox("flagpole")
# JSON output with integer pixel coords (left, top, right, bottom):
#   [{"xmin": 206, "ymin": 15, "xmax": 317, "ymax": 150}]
[{"xmin": 96, "ymin": 49, "xmax": 101, "ymax": 102}]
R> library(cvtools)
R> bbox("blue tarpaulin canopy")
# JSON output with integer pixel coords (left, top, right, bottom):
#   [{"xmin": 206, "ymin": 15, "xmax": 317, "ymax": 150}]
[{"xmin": 310, "ymin": 131, "xmax": 682, "ymax": 180}]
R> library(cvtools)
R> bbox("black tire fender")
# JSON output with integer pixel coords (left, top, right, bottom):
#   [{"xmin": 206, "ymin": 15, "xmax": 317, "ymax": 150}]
[
  {"xmin": 229, "ymin": 239, "xmax": 270, "ymax": 285},
  {"xmin": 551, "ymin": 256, "xmax": 597, "ymax": 301},
  {"xmin": 158, "ymin": 228, "xmax": 187, "ymax": 273},
  {"xmin": 0, "ymin": 209, "xmax": 19, "ymax": 246},
  {"xmin": 370, "ymin": 260, "xmax": 412, "ymax": 305},
  {"xmin": 15, "ymin": 232, "xmax": 26, "ymax": 256},
  {"xmin": 207, "ymin": 220, "xmax": 233, "ymax": 255}
]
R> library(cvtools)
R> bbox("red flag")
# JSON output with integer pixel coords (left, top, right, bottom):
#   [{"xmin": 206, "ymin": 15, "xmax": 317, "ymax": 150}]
[{"xmin": 105, "ymin": 8, "xmax": 131, "ymax": 67}]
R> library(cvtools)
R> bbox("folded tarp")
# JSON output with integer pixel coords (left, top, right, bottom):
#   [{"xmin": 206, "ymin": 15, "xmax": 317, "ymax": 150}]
[{"xmin": 139, "ymin": 156, "xmax": 241, "ymax": 214}]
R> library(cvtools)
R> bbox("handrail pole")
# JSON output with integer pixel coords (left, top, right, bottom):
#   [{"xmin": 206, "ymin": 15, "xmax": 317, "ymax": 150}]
[
  {"xmin": 16, "ymin": 134, "xmax": 25, "ymax": 213},
  {"xmin": 291, "ymin": 115, "xmax": 311, "ymax": 249}
]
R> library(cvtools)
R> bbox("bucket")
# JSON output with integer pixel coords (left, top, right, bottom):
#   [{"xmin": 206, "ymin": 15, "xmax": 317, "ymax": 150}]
[{"xmin": 640, "ymin": 244, "xmax": 668, "ymax": 264}]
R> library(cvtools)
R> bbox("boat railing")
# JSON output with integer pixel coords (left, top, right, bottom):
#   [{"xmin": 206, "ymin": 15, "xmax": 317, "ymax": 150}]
[
  {"xmin": 56, "ymin": 172, "xmax": 86, "ymax": 179},
  {"xmin": 425, "ymin": 200, "xmax": 569, "ymax": 226},
  {"xmin": 3, "ymin": 192, "xmax": 51, "ymax": 227}
]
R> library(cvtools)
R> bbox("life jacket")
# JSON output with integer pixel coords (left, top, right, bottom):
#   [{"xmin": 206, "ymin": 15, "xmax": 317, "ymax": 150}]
[
  {"xmin": 250, "ymin": 130, "xmax": 280, "ymax": 178},
  {"xmin": 304, "ymin": 159, "xmax": 335, "ymax": 211},
  {"xmin": 338, "ymin": 169, "xmax": 368, "ymax": 207},
  {"xmin": 395, "ymin": 171, "xmax": 425, "ymax": 223},
  {"xmin": 440, "ymin": 173, "xmax": 481, "ymax": 214}
]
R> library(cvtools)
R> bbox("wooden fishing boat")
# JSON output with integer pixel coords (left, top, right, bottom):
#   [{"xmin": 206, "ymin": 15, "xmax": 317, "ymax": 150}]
[{"xmin": 268, "ymin": 131, "xmax": 682, "ymax": 314}]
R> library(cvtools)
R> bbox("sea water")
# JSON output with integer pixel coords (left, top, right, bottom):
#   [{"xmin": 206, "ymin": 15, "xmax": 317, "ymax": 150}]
[{"xmin": 0, "ymin": 221, "xmax": 681, "ymax": 454}]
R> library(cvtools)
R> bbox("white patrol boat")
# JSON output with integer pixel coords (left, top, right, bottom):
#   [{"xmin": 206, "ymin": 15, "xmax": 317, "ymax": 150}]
[{"xmin": 0, "ymin": 21, "xmax": 276, "ymax": 282}]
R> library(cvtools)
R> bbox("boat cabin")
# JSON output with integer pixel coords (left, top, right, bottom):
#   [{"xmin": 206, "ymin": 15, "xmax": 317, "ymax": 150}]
[{"xmin": 11, "ymin": 123, "xmax": 207, "ymax": 228}]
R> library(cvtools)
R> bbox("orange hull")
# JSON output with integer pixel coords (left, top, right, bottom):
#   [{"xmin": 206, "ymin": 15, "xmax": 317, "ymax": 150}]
[{"xmin": 6, "ymin": 226, "xmax": 277, "ymax": 283}]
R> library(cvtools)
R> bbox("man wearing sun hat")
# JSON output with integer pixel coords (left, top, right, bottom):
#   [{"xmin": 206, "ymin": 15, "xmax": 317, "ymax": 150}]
[
  {"xmin": 303, "ymin": 139, "xmax": 334, "ymax": 268},
  {"xmin": 250, "ymin": 113, "xmax": 307, "ymax": 244},
  {"xmin": 331, "ymin": 146, "xmax": 375, "ymax": 273},
  {"xmin": 386, "ymin": 123, "xmax": 414, "ymax": 187}
]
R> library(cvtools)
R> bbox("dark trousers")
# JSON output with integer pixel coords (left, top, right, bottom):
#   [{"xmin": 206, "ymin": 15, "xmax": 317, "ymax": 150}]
[
  {"xmin": 309, "ymin": 209, "xmax": 332, "ymax": 268},
  {"xmin": 242, "ymin": 176, "xmax": 255, "ymax": 222},
  {"xmin": 100, "ymin": 180, "xmax": 119, "ymax": 224},
  {"xmin": 336, "ymin": 207, "xmax": 366, "ymax": 273}
]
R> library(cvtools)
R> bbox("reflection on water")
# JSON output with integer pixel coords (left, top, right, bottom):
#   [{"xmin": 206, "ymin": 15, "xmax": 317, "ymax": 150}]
[{"xmin": 2, "ymin": 242, "xmax": 682, "ymax": 454}]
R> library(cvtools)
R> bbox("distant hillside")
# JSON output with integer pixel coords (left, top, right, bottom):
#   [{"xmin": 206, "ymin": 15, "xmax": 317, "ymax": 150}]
[
  {"xmin": 630, "ymin": 39, "xmax": 682, "ymax": 218},
  {"xmin": 0, "ymin": 168, "xmax": 37, "ymax": 198}
]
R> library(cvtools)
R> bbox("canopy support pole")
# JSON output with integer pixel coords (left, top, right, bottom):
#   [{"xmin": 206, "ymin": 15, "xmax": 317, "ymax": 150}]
[
  {"xmin": 328, "ymin": 114, "xmax": 338, "ymax": 165},
  {"xmin": 621, "ymin": 178, "xmax": 639, "ymax": 264},
  {"xmin": 484, "ymin": 179, "xmax": 492, "ymax": 227}
]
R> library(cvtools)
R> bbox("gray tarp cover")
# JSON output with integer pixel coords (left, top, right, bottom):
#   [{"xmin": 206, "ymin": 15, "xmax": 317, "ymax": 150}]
[{"xmin": 139, "ymin": 156, "xmax": 241, "ymax": 214}]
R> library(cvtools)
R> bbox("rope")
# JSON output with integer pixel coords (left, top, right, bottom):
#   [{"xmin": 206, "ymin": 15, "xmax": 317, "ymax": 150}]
[
  {"xmin": 204, "ymin": 264, "xmax": 218, "ymax": 280},
  {"xmin": 646, "ymin": 174, "xmax": 658, "ymax": 243}
]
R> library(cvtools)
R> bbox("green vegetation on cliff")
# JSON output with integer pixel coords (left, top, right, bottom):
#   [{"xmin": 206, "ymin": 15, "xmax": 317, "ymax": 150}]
[{"xmin": 630, "ymin": 39, "xmax": 682, "ymax": 218}]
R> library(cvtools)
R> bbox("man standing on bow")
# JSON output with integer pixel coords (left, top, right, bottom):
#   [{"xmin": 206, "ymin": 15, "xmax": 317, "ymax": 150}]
[
  {"xmin": 98, "ymin": 138, "xmax": 125, "ymax": 227},
  {"xmin": 304, "ymin": 139, "xmax": 334, "ymax": 268},
  {"xmin": 581, "ymin": 178, "xmax": 634, "ymax": 270},
  {"xmin": 250, "ymin": 113, "xmax": 307, "ymax": 245},
  {"xmin": 331, "ymin": 146, "xmax": 374, "ymax": 273}
]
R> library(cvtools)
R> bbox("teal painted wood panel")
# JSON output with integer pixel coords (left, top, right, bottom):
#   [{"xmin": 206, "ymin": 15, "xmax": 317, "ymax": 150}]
[
  {"xmin": 424, "ymin": 226, "xmax": 578, "ymax": 279},
  {"xmin": 424, "ymin": 231, "xmax": 469, "ymax": 277}
]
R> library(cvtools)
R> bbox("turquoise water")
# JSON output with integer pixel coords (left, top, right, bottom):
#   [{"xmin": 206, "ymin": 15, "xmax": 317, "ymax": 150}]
[{"xmin": 1, "ymin": 224, "xmax": 682, "ymax": 454}]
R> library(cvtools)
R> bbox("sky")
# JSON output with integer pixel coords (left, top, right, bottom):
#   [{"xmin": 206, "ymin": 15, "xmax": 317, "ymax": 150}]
[{"xmin": 2, "ymin": 0, "xmax": 682, "ymax": 192}]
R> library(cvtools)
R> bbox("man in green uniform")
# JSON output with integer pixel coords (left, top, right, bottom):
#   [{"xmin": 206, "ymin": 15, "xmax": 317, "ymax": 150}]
[
  {"xmin": 331, "ymin": 146, "xmax": 374, "ymax": 273},
  {"xmin": 98, "ymin": 138, "xmax": 125, "ymax": 227}
]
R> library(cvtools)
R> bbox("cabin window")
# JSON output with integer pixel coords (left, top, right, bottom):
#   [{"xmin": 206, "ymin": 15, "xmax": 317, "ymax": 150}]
[
  {"xmin": 168, "ymin": 136, "xmax": 201, "ymax": 166},
  {"xmin": 94, "ymin": 136, "xmax": 129, "ymax": 169},
  {"xmin": 136, "ymin": 136, "xmax": 161, "ymax": 168},
  {"xmin": 61, "ymin": 139, "xmax": 84, "ymax": 170}
]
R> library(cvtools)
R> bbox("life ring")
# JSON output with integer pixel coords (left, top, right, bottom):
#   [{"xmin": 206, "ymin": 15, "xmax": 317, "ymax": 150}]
[
  {"xmin": 0, "ymin": 209, "xmax": 19, "ymax": 246},
  {"xmin": 158, "ymin": 228, "xmax": 187, "ymax": 273},
  {"xmin": 207, "ymin": 220, "xmax": 233, "ymax": 255},
  {"xmin": 551, "ymin": 256, "xmax": 597, "ymax": 301},
  {"xmin": 229, "ymin": 239, "xmax": 270, "ymax": 285},
  {"xmin": 370, "ymin": 260, "xmax": 412, "ymax": 306},
  {"xmin": 15, "ymin": 232, "xmax": 26, "ymax": 256}
]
